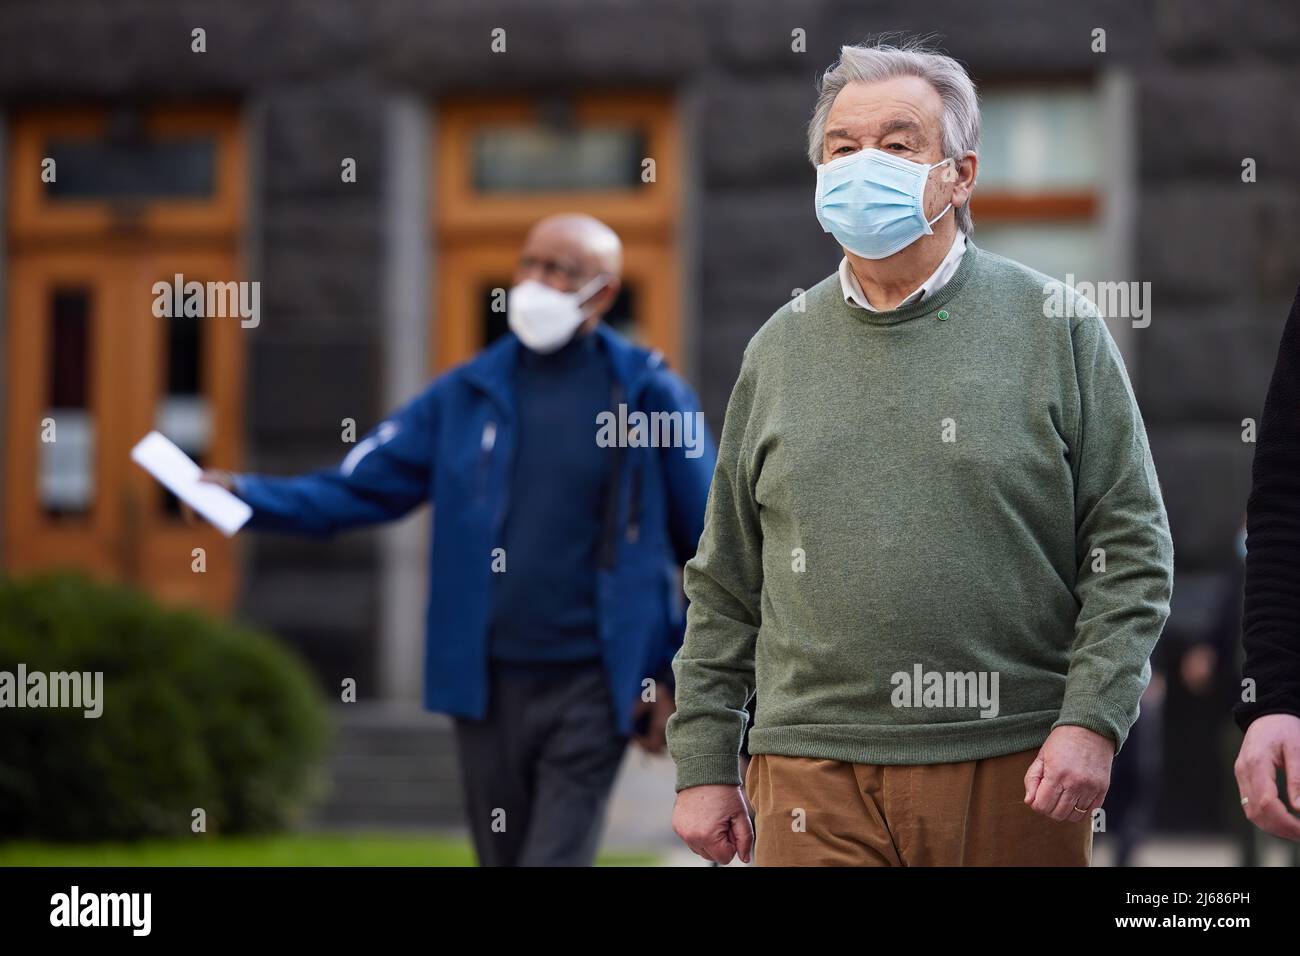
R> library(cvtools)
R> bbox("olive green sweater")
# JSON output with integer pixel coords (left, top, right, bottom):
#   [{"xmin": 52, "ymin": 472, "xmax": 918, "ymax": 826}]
[{"xmin": 667, "ymin": 244, "xmax": 1175, "ymax": 791}]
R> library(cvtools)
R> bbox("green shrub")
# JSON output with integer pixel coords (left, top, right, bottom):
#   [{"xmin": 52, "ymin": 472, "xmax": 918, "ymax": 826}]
[{"xmin": 0, "ymin": 573, "xmax": 330, "ymax": 841}]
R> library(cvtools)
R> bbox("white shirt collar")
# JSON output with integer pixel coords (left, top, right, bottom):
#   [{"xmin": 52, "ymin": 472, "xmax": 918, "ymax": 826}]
[{"xmin": 839, "ymin": 232, "xmax": 968, "ymax": 312}]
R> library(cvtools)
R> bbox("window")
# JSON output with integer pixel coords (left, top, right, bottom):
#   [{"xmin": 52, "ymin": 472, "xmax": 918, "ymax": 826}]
[
  {"xmin": 970, "ymin": 85, "xmax": 1104, "ymax": 288},
  {"xmin": 8, "ymin": 105, "xmax": 244, "ymax": 242},
  {"xmin": 40, "ymin": 287, "xmax": 95, "ymax": 517}
]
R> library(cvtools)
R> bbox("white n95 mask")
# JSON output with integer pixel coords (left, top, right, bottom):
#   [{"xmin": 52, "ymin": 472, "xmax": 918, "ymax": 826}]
[{"xmin": 507, "ymin": 274, "xmax": 607, "ymax": 354}]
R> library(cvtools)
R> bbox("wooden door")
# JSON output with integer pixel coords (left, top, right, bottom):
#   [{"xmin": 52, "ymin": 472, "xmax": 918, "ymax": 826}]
[
  {"xmin": 123, "ymin": 248, "xmax": 244, "ymax": 610},
  {"xmin": 5, "ymin": 107, "xmax": 246, "ymax": 613},
  {"xmin": 4, "ymin": 251, "xmax": 130, "ymax": 581}
]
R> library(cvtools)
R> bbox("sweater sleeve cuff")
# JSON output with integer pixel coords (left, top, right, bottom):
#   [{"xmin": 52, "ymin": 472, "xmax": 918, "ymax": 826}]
[
  {"xmin": 674, "ymin": 753, "xmax": 742, "ymax": 792},
  {"xmin": 1234, "ymin": 705, "xmax": 1300, "ymax": 733},
  {"xmin": 1052, "ymin": 701, "xmax": 1132, "ymax": 754}
]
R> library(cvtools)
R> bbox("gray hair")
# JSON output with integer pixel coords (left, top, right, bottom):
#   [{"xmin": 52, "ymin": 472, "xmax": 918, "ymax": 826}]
[{"xmin": 807, "ymin": 38, "xmax": 981, "ymax": 237}]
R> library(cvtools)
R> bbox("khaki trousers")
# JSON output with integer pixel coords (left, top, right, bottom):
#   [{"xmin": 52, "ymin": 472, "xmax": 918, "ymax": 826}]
[{"xmin": 744, "ymin": 748, "xmax": 1092, "ymax": 867}]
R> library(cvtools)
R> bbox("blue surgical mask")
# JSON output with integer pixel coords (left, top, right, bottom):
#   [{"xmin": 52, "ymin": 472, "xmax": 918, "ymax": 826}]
[{"xmin": 815, "ymin": 149, "xmax": 954, "ymax": 259}]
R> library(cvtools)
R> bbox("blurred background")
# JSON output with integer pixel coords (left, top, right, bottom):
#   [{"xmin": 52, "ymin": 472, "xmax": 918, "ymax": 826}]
[{"xmin": 0, "ymin": 0, "xmax": 1297, "ymax": 865}]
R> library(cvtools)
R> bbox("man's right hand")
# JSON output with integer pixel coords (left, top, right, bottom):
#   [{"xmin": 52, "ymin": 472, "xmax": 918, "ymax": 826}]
[
  {"xmin": 1235, "ymin": 713, "xmax": 1300, "ymax": 841},
  {"xmin": 180, "ymin": 469, "xmax": 237, "ymax": 527},
  {"xmin": 672, "ymin": 784, "xmax": 753, "ymax": 865}
]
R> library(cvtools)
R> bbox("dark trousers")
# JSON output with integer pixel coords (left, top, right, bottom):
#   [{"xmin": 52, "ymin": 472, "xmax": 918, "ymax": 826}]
[{"xmin": 452, "ymin": 659, "xmax": 629, "ymax": 866}]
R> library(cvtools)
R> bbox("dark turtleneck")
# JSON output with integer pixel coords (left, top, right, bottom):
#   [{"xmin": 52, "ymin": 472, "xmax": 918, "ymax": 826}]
[{"xmin": 488, "ymin": 328, "xmax": 614, "ymax": 667}]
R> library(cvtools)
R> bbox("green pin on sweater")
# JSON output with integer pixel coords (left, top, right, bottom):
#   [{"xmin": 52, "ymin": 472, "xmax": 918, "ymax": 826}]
[{"xmin": 937, "ymin": 309, "xmax": 949, "ymax": 321}]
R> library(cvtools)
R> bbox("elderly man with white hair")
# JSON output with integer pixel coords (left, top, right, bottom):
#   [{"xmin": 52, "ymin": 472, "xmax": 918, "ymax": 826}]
[{"xmin": 667, "ymin": 38, "xmax": 1174, "ymax": 866}]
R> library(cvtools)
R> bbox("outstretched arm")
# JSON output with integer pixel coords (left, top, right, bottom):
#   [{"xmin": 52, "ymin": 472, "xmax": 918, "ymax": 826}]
[{"xmin": 227, "ymin": 388, "xmax": 439, "ymax": 536}]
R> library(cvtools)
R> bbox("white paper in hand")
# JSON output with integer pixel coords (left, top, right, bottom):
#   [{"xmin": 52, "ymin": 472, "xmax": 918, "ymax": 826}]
[{"xmin": 130, "ymin": 431, "xmax": 251, "ymax": 537}]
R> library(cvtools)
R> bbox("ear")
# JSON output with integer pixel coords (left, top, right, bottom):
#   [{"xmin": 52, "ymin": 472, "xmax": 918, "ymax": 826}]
[
  {"xmin": 588, "ymin": 276, "xmax": 621, "ymax": 317},
  {"xmin": 951, "ymin": 151, "xmax": 979, "ymax": 208}
]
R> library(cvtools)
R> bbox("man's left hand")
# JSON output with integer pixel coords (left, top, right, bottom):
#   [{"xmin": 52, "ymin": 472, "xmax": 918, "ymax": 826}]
[{"xmin": 1024, "ymin": 724, "xmax": 1114, "ymax": 822}]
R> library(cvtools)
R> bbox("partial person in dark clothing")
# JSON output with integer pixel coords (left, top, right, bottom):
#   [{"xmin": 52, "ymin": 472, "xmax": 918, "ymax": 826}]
[{"xmin": 1235, "ymin": 285, "xmax": 1300, "ymax": 842}]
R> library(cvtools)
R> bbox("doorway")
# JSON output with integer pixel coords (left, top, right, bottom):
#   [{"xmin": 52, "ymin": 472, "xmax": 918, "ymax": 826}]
[{"xmin": 4, "ymin": 106, "xmax": 247, "ymax": 612}]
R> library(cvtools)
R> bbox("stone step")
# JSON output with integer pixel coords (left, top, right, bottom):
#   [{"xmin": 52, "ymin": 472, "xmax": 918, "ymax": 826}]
[{"xmin": 311, "ymin": 703, "xmax": 465, "ymax": 828}]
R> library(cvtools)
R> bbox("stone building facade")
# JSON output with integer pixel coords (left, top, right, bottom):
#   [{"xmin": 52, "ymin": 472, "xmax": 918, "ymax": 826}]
[{"xmin": 2, "ymin": 0, "xmax": 1295, "ymax": 831}]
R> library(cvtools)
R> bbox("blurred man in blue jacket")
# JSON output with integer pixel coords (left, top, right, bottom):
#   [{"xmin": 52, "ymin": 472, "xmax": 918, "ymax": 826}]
[{"xmin": 201, "ymin": 214, "xmax": 716, "ymax": 865}]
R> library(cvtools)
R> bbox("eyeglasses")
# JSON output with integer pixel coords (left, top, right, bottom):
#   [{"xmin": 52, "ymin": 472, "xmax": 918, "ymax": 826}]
[{"xmin": 517, "ymin": 254, "xmax": 587, "ymax": 286}]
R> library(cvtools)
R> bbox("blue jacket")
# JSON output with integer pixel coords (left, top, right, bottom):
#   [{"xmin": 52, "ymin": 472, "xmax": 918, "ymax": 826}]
[{"xmin": 233, "ymin": 324, "xmax": 717, "ymax": 736}]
